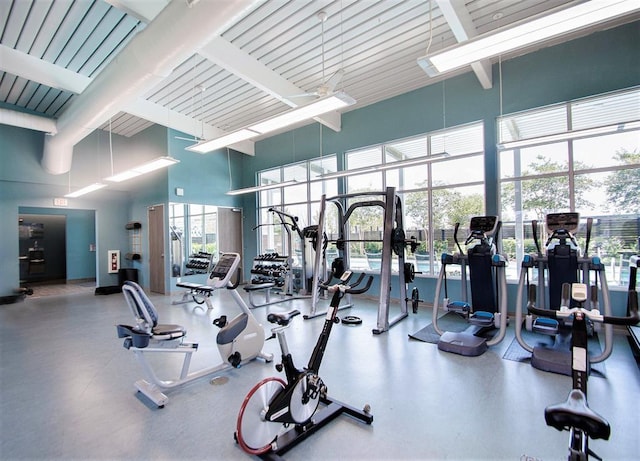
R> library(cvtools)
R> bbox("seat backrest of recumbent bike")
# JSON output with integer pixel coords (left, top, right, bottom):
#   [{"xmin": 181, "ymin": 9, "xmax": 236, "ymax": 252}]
[
  {"xmin": 122, "ymin": 281, "xmax": 159, "ymax": 333},
  {"xmin": 122, "ymin": 281, "xmax": 186, "ymax": 341}
]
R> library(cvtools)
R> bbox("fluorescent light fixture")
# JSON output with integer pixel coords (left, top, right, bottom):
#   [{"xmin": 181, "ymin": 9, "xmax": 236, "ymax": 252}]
[
  {"xmin": 226, "ymin": 180, "xmax": 298, "ymax": 196},
  {"xmin": 320, "ymin": 152, "xmax": 450, "ymax": 180},
  {"xmin": 105, "ymin": 156, "xmax": 179, "ymax": 182},
  {"xmin": 418, "ymin": 0, "xmax": 640, "ymax": 76},
  {"xmin": 187, "ymin": 92, "xmax": 356, "ymax": 154},
  {"xmin": 64, "ymin": 182, "xmax": 107, "ymax": 198},
  {"xmin": 187, "ymin": 129, "xmax": 258, "ymax": 154},
  {"xmin": 498, "ymin": 120, "xmax": 640, "ymax": 149},
  {"xmin": 250, "ymin": 92, "xmax": 355, "ymax": 134}
]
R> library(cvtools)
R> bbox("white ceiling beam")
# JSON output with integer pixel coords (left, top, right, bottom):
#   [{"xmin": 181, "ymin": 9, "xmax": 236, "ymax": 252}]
[
  {"xmin": 0, "ymin": 45, "xmax": 254, "ymax": 155},
  {"xmin": 199, "ymin": 36, "xmax": 343, "ymax": 132},
  {"xmin": 107, "ymin": 0, "xmax": 343, "ymax": 132},
  {"xmin": 0, "ymin": 44, "xmax": 90, "ymax": 93},
  {"xmin": 103, "ymin": 0, "xmax": 169, "ymax": 23},
  {"xmin": 0, "ymin": 107, "xmax": 57, "ymax": 134},
  {"xmin": 435, "ymin": 0, "xmax": 493, "ymax": 89}
]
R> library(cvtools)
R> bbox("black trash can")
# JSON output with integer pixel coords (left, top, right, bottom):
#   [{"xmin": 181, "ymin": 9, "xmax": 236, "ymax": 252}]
[{"xmin": 118, "ymin": 268, "xmax": 139, "ymax": 286}]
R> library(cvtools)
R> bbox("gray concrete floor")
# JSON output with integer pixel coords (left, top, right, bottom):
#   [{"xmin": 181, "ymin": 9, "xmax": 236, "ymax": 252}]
[{"xmin": 1, "ymin": 286, "xmax": 638, "ymax": 460}]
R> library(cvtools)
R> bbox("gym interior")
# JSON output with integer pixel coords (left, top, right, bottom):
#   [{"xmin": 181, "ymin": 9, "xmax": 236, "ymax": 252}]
[{"xmin": 1, "ymin": 2, "xmax": 639, "ymax": 460}]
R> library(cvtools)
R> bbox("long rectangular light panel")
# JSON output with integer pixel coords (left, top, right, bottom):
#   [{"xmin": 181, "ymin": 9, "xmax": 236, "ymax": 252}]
[
  {"xmin": 64, "ymin": 182, "xmax": 107, "ymax": 198},
  {"xmin": 418, "ymin": 0, "xmax": 640, "ymax": 76},
  {"xmin": 105, "ymin": 156, "xmax": 179, "ymax": 182},
  {"xmin": 188, "ymin": 92, "xmax": 356, "ymax": 154}
]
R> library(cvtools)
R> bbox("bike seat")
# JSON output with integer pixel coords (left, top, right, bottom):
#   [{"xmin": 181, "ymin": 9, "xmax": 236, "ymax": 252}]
[
  {"xmin": 545, "ymin": 389, "xmax": 611, "ymax": 440},
  {"xmin": 267, "ymin": 309, "xmax": 301, "ymax": 326}
]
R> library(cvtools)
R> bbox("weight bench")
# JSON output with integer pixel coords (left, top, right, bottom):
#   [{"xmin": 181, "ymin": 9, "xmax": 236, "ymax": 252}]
[
  {"xmin": 173, "ymin": 281, "xmax": 216, "ymax": 309},
  {"xmin": 173, "ymin": 266, "xmax": 241, "ymax": 309},
  {"xmin": 243, "ymin": 282, "xmax": 280, "ymax": 308}
]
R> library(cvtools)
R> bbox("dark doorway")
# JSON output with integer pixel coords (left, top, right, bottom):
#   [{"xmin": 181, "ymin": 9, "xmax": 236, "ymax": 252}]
[{"xmin": 19, "ymin": 214, "xmax": 67, "ymax": 284}]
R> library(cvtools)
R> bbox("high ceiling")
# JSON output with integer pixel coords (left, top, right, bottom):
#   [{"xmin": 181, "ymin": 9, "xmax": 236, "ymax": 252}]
[{"xmin": 1, "ymin": 0, "xmax": 638, "ymax": 171}]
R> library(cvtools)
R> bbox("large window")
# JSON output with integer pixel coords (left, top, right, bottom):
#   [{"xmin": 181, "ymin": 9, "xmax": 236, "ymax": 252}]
[
  {"xmin": 257, "ymin": 156, "xmax": 338, "ymax": 265},
  {"xmin": 256, "ymin": 123, "xmax": 485, "ymax": 276},
  {"xmin": 343, "ymin": 122, "xmax": 485, "ymax": 275},
  {"xmin": 499, "ymin": 87, "xmax": 640, "ymax": 285}
]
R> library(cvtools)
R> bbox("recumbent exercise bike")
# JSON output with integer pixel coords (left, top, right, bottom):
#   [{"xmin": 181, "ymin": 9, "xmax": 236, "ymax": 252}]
[{"xmin": 116, "ymin": 252, "xmax": 273, "ymax": 407}]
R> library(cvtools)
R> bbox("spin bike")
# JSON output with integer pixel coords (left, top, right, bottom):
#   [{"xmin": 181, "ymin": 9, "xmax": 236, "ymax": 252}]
[
  {"xmin": 527, "ymin": 282, "xmax": 639, "ymax": 460},
  {"xmin": 235, "ymin": 270, "xmax": 374, "ymax": 458},
  {"xmin": 116, "ymin": 252, "xmax": 273, "ymax": 407}
]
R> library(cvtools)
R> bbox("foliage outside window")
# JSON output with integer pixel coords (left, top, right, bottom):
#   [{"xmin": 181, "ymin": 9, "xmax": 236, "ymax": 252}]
[{"xmin": 499, "ymin": 87, "xmax": 640, "ymax": 286}]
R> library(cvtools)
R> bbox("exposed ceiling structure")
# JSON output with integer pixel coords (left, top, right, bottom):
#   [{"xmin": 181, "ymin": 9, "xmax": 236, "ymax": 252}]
[{"xmin": 1, "ymin": 0, "xmax": 638, "ymax": 175}]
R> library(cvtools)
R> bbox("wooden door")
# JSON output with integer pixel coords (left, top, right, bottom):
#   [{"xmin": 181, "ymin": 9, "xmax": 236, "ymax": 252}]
[{"xmin": 148, "ymin": 204, "xmax": 165, "ymax": 293}]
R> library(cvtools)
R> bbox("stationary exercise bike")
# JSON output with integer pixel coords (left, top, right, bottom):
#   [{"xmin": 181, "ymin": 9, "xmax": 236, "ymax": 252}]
[
  {"xmin": 527, "ymin": 282, "xmax": 639, "ymax": 460},
  {"xmin": 235, "ymin": 270, "xmax": 374, "ymax": 458},
  {"xmin": 116, "ymin": 252, "xmax": 273, "ymax": 407}
]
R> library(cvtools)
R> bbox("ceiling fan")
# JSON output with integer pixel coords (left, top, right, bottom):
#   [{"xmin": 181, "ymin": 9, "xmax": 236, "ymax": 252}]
[{"xmin": 289, "ymin": 11, "xmax": 344, "ymax": 99}]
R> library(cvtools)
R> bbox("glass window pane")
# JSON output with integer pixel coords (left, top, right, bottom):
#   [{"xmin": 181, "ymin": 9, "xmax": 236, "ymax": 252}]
[
  {"xmin": 385, "ymin": 168, "xmax": 399, "ymax": 189},
  {"xmin": 347, "ymin": 172, "xmax": 383, "ymax": 193},
  {"xmin": 500, "ymin": 149, "xmax": 515, "ymax": 179},
  {"xmin": 385, "ymin": 136, "xmax": 427, "ymax": 162},
  {"xmin": 283, "ymin": 163, "xmax": 307, "ymax": 182},
  {"xmin": 515, "ymin": 143, "xmax": 569, "ymax": 177},
  {"xmin": 259, "ymin": 168, "xmax": 280, "ymax": 184},
  {"xmin": 571, "ymin": 88, "xmax": 640, "ymax": 130},
  {"xmin": 498, "ymin": 105, "xmax": 567, "ymax": 143},
  {"xmin": 431, "ymin": 123, "xmax": 483, "ymax": 156},
  {"xmin": 283, "ymin": 183, "xmax": 307, "ymax": 204},
  {"xmin": 259, "ymin": 208, "xmax": 282, "ymax": 255},
  {"xmin": 398, "ymin": 165, "xmax": 428, "ymax": 190},
  {"xmin": 431, "ymin": 155, "xmax": 484, "ymax": 186},
  {"xmin": 310, "ymin": 178, "xmax": 337, "ymax": 201},
  {"xmin": 573, "ymin": 131, "xmax": 640, "ymax": 170},
  {"xmin": 260, "ymin": 187, "xmax": 281, "ymax": 207},
  {"xmin": 309, "ymin": 155, "xmax": 337, "ymax": 180},
  {"xmin": 347, "ymin": 146, "xmax": 382, "ymax": 169},
  {"xmin": 432, "ymin": 184, "xmax": 485, "ymax": 231}
]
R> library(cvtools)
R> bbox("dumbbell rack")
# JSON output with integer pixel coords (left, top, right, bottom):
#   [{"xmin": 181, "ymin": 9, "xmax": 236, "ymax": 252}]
[
  {"xmin": 184, "ymin": 251, "xmax": 214, "ymax": 275},
  {"xmin": 250, "ymin": 253, "xmax": 291, "ymax": 290}
]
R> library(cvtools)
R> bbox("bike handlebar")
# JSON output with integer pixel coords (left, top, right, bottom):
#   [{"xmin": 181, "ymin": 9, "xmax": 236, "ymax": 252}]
[{"xmin": 527, "ymin": 290, "xmax": 639, "ymax": 326}]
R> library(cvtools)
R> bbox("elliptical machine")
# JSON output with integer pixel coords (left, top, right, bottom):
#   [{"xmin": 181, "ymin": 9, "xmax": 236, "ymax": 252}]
[
  {"xmin": 234, "ymin": 270, "xmax": 374, "ymax": 458},
  {"xmin": 514, "ymin": 213, "xmax": 614, "ymax": 375},
  {"xmin": 528, "ymin": 282, "xmax": 639, "ymax": 460},
  {"xmin": 116, "ymin": 252, "xmax": 273, "ymax": 407},
  {"xmin": 430, "ymin": 216, "xmax": 509, "ymax": 356}
]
